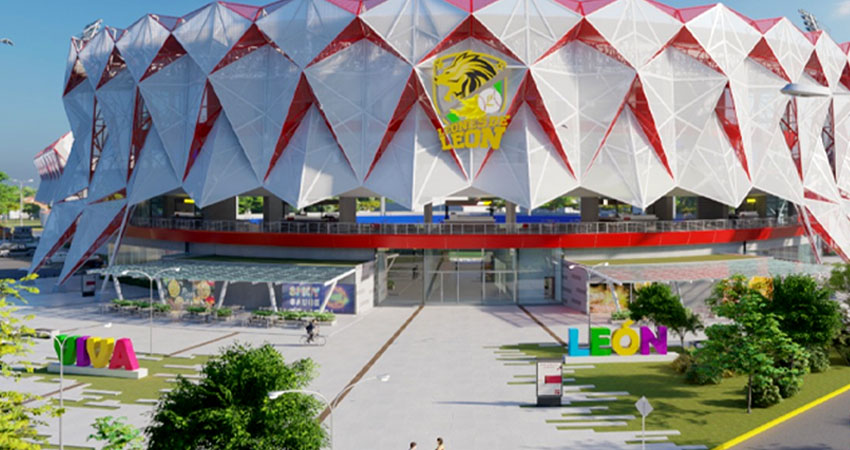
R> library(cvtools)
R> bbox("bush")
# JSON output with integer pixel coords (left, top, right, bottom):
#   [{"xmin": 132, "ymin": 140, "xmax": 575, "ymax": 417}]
[
  {"xmin": 215, "ymin": 308, "xmax": 232, "ymax": 318},
  {"xmin": 153, "ymin": 303, "xmax": 171, "ymax": 313},
  {"xmin": 751, "ymin": 376, "xmax": 782, "ymax": 408},
  {"xmin": 808, "ymin": 347, "xmax": 830, "ymax": 373},
  {"xmin": 671, "ymin": 352, "xmax": 693, "ymax": 374},
  {"xmin": 314, "ymin": 312, "xmax": 336, "ymax": 322},
  {"xmin": 611, "ymin": 309, "xmax": 630, "ymax": 321},
  {"xmin": 185, "ymin": 306, "xmax": 207, "ymax": 314},
  {"xmin": 252, "ymin": 309, "xmax": 274, "ymax": 317},
  {"xmin": 111, "ymin": 298, "xmax": 133, "ymax": 307},
  {"xmin": 685, "ymin": 363, "xmax": 722, "ymax": 385},
  {"xmin": 768, "ymin": 275, "xmax": 842, "ymax": 348},
  {"xmin": 774, "ymin": 373, "xmax": 803, "ymax": 399},
  {"xmin": 134, "ymin": 300, "xmax": 151, "ymax": 309}
]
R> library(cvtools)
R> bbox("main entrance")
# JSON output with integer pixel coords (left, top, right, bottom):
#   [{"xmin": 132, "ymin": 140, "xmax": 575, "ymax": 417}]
[{"xmin": 424, "ymin": 250, "xmax": 516, "ymax": 304}]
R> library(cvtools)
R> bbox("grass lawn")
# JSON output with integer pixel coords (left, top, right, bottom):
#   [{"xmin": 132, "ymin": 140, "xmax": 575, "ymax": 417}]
[
  {"xmin": 502, "ymin": 344, "xmax": 850, "ymax": 448},
  {"xmin": 575, "ymin": 254, "xmax": 755, "ymax": 266},
  {"xmin": 20, "ymin": 354, "xmax": 210, "ymax": 406}
]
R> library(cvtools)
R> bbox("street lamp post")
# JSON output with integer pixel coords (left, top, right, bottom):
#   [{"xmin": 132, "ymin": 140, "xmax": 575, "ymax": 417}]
[
  {"xmin": 119, "ymin": 267, "xmax": 181, "ymax": 356},
  {"xmin": 10, "ymin": 178, "xmax": 33, "ymax": 227},
  {"xmin": 568, "ymin": 262, "xmax": 610, "ymax": 343},
  {"xmin": 267, "ymin": 373, "xmax": 390, "ymax": 449},
  {"xmin": 51, "ymin": 322, "xmax": 112, "ymax": 450},
  {"xmin": 781, "ymin": 82, "xmax": 850, "ymax": 98}
]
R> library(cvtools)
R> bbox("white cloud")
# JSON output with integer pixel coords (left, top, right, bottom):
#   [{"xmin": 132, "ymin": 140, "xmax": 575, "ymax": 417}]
[{"xmin": 838, "ymin": 1, "xmax": 850, "ymax": 17}]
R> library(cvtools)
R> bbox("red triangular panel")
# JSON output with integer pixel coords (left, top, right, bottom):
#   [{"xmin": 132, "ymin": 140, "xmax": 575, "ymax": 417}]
[
  {"xmin": 804, "ymin": 51, "xmax": 829, "ymax": 87},
  {"xmin": 804, "ymin": 30, "xmax": 823, "ymax": 46},
  {"xmin": 715, "ymin": 82, "xmax": 749, "ymax": 179},
  {"xmin": 840, "ymin": 42, "xmax": 850, "ymax": 55},
  {"xmin": 748, "ymin": 38, "xmax": 790, "ymax": 82},
  {"xmin": 140, "ymin": 35, "xmax": 187, "ymax": 81},
  {"xmin": 824, "ymin": 100, "xmax": 836, "ymax": 179},
  {"xmin": 64, "ymin": 58, "xmax": 89, "ymax": 96},
  {"xmin": 183, "ymin": 81, "xmax": 223, "ymax": 181},
  {"xmin": 677, "ymin": 5, "xmax": 714, "ymax": 22},
  {"xmin": 580, "ymin": 0, "xmax": 618, "ymax": 15},
  {"xmin": 781, "ymin": 99, "xmax": 802, "ymax": 180},
  {"xmin": 308, "ymin": 18, "xmax": 406, "ymax": 66},
  {"xmin": 128, "ymin": 88, "xmax": 152, "ymax": 181},
  {"xmin": 212, "ymin": 24, "xmax": 271, "ymax": 72},
  {"xmin": 628, "ymin": 75, "xmax": 673, "ymax": 178},
  {"xmin": 222, "ymin": 2, "xmax": 265, "ymax": 21},
  {"xmin": 660, "ymin": 27, "xmax": 723, "ymax": 74},
  {"xmin": 537, "ymin": 19, "xmax": 631, "ymax": 67},
  {"xmin": 97, "ymin": 47, "xmax": 127, "ymax": 89},
  {"xmin": 840, "ymin": 63, "xmax": 850, "ymax": 91},
  {"xmin": 752, "ymin": 18, "xmax": 782, "ymax": 34}
]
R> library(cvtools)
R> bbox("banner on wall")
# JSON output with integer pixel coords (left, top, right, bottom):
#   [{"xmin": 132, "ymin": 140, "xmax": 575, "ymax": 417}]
[
  {"xmin": 164, "ymin": 279, "xmax": 215, "ymax": 311},
  {"xmin": 562, "ymin": 263, "xmax": 588, "ymax": 313},
  {"xmin": 588, "ymin": 283, "xmax": 632, "ymax": 314},
  {"xmin": 281, "ymin": 283, "xmax": 356, "ymax": 314}
]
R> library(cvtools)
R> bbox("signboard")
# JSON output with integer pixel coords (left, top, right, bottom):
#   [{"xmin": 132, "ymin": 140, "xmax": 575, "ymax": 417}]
[
  {"xmin": 536, "ymin": 360, "xmax": 562, "ymax": 406},
  {"xmin": 635, "ymin": 396, "xmax": 653, "ymax": 417},
  {"xmin": 81, "ymin": 273, "xmax": 97, "ymax": 297},
  {"xmin": 562, "ymin": 261, "xmax": 588, "ymax": 313},
  {"xmin": 281, "ymin": 283, "xmax": 356, "ymax": 314},
  {"xmin": 567, "ymin": 323, "xmax": 668, "ymax": 357},
  {"xmin": 163, "ymin": 278, "xmax": 216, "ymax": 311},
  {"xmin": 432, "ymin": 51, "xmax": 510, "ymax": 151},
  {"xmin": 49, "ymin": 334, "xmax": 147, "ymax": 379}
]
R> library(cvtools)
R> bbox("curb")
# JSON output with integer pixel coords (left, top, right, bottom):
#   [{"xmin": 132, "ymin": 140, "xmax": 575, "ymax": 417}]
[{"xmin": 711, "ymin": 382, "xmax": 850, "ymax": 450}]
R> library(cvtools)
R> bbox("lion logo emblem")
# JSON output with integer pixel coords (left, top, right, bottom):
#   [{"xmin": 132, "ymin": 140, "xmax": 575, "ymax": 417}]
[{"xmin": 433, "ymin": 51, "xmax": 507, "ymax": 124}]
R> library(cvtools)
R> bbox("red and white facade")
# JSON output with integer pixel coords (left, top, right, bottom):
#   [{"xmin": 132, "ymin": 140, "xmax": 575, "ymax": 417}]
[{"xmin": 33, "ymin": 0, "xmax": 850, "ymax": 283}]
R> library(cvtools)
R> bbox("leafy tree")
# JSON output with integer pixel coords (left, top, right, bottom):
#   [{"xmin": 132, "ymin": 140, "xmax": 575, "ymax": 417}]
[
  {"xmin": 828, "ymin": 263, "xmax": 850, "ymax": 293},
  {"xmin": 146, "ymin": 343, "xmax": 327, "ymax": 450},
  {"xmin": 767, "ymin": 275, "xmax": 841, "ymax": 350},
  {"xmin": 538, "ymin": 196, "xmax": 577, "ymax": 211},
  {"xmin": 0, "ymin": 172, "xmax": 19, "ymax": 216},
  {"xmin": 0, "ymin": 275, "xmax": 58, "ymax": 449},
  {"xmin": 22, "ymin": 203, "xmax": 40, "ymax": 220},
  {"xmin": 357, "ymin": 197, "xmax": 381, "ymax": 211},
  {"xmin": 88, "ymin": 416, "xmax": 144, "ymax": 450},
  {"xmin": 695, "ymin": 293, "xmax": 808, "ymax": 413},
  {"xmin": 628, "ymin": 283, "xmax": 702, "ymax": 348},
  {"xmin": 238, "ymin": 196, "xmax": 263, "ymax": 215}
]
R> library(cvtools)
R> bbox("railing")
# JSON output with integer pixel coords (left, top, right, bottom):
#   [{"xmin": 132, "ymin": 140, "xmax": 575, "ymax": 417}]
[{"xmin": 129, "ymin": 216, "xmax": 792, "ymax": 235}]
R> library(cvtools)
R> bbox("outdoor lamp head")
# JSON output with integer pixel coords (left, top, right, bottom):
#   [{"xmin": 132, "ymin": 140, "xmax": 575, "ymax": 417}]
[
  {"xmin": 568, "ymin": 265, "xmax": 576, "ymax": 270},
  {"xmin": 781, "ymin": 82, "xmax": 831, "ymax": 98},
  {"xmin": 378, "ymin": 374, "xmax": 391, "ymax": 382},
  {"xmin": 268, "ymin": 391, "xmax": 283, "ymax": 400},
  {"xmin": 601, "ymin": 262, "xmax": 609, "ymax": 267},
  {"xmin": 104, "ymin": 323, "xmax": 112, "ymax": 328}
]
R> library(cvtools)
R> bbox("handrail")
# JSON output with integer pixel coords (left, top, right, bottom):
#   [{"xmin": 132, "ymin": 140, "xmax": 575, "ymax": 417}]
[{"xmin": 128, "ymin": 216, "xmax": 793, "ymax": 236}]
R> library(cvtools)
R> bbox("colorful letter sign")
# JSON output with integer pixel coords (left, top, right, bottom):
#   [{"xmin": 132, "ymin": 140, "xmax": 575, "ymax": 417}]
[
  {"xmin": 567, "ymin": 321, "xmax": 667, "ymax": 357},
  {"xmin": 54, "ymin": 335, "xmax": 140, "ymax": 371}
]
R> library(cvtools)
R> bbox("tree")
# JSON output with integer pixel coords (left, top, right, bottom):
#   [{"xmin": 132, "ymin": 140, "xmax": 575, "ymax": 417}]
[
  {"xmin": 88, "ymin": 416, "xmax": 144, "ymax": 450},
  {"xmin": 357, "ymin": 197, "xmax": 381, "ymax": 211},
  {"xmin": 22, "ymin": 203, "xmax": 40, "ymax": 220},
  {"xmin": 767, "ymin": 275, "xmax": 841, "ymax": 350},
  {"xmin": 628, "ymin": 283, "xmax": 702, "ymax": 348},
  {"xmin": 828, "ymin": 263, "xmax": 850, "ymax": 293},
  {"xmin": 146, "ymin": 343, "xmax": 327, "ymax": 450},
  {"xmin": 238, "ymin": 196, "xmax": 263, "ymax": 215},
  {"xmin": 0, "ymin": 275, "xmax": 58, "ymax": 449},
  {"xmin": 0, "ymin": 172, "xmax": 19, "ymax": 216},
  {"xmin": 695, "ymin": 293, "xmax": 808, "ymax": 413}
]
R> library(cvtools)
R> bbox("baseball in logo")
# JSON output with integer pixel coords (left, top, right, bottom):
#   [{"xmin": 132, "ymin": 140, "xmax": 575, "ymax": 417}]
[{"xmin": 432, "ymin": 51, "xmax": 510, "ymax": 151}]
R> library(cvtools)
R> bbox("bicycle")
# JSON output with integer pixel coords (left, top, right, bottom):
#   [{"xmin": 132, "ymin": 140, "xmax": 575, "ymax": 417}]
[{"xmin": 299, "ymin": 333, "xmax": 326, "ymax": 346}]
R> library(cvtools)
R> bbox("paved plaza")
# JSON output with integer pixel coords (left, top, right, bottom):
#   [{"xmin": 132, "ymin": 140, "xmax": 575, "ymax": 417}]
[{"xmin": 8, "ymin": 277, "xmax": 709, "ymax": 449}]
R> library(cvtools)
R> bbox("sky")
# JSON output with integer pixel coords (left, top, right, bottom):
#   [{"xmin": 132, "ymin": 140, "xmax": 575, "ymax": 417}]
[{"xmin": 1, "ymin": 0, "xmax": 850, "ymax": 188}]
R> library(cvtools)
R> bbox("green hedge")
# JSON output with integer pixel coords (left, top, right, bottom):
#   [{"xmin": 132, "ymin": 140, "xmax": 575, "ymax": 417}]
[{"xmin": 277, "ymin": 310, "xmax": 336, "ymax": 322}]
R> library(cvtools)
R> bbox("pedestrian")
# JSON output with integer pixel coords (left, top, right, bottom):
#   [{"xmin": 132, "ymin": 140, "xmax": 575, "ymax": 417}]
[
  {"xmin": 410, "ymin": 442, "xmax": 417, "ymax": 450},
  {"xmin": 435, "ymin": 437, "xmax": 445, "ymax": 450}
]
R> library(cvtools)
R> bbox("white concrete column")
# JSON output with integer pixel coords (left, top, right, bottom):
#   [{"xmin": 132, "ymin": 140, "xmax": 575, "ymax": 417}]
[
  {"xmin": 580, "ymin": 197, "xmax": 599, "ymax": 222},
  {"xmin": 268, "ymin": 283, "xmax": 278, "ymax": 312}
]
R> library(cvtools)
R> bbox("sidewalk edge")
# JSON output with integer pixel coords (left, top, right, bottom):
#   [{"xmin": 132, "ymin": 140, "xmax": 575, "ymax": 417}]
[{"xmin": 711, "ymin": 382, "xmax": 850, "ymax": 450}]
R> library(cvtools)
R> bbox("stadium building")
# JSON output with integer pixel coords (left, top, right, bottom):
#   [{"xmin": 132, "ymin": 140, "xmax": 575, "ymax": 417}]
[{"xmin": 31, "ymin": 0, "xmax": 850, "ymax": 310}]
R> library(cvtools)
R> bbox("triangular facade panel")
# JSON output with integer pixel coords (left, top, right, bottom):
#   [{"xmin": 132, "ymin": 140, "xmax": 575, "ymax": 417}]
[
  {"xmin": 172, "ymin": 3, "xmax": 253, "ymax": 74},
  {"xmin": 116, "ymin": 15, "xmax": 172, "ymax": 82},
  {"xmin": 58, "ymin": 199, "xmax": 127, "ymax": 285}
]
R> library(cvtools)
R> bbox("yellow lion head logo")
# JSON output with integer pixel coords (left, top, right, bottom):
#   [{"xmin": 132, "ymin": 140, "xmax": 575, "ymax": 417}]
[{"xmin": 433, "ymin": 51, "xmax": 506, "ymax": 103}]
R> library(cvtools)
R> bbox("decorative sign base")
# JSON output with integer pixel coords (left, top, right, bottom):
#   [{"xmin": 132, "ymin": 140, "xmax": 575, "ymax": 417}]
[{"xmin": 47, "ymin": 363, "xmax": 148, "ymax": 379}]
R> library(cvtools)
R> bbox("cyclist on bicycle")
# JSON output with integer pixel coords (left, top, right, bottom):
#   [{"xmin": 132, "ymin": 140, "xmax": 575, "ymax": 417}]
[{"xmin": 305, "ymin": 318, "xmax": 319, "ymax": 343}]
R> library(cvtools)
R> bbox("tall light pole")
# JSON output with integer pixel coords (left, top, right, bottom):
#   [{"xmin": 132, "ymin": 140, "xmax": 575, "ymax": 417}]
[
  {"xmin": 267, "ymin": 373, "xmax": 390, "ymax": 449},
  {"xmin": 568, "ymin": 262, "xmax": 611, "ymax": 342},
  {"xmin": 120, "ymin": 267, "xmax": 181, "ymax": 356},
  {"xmin": 50, "ymin": 322, "xmax": 112, "ymax": 450},
  {"xmin": 11, "ymin": 178, "xmax": 34, "ymax": 227},
  {"xmin": 780, "ymin": 83, "xmax": 850, "ymax": 98}
]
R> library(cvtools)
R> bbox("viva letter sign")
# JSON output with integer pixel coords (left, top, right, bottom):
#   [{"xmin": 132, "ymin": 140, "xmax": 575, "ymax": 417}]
[
  {"xmin": 53, "ymin": 335, "xmax": 141, "ymax": 372},
  {"xmin": 567, "ymin": 320, "xmax": 667, "ymax": 357}
]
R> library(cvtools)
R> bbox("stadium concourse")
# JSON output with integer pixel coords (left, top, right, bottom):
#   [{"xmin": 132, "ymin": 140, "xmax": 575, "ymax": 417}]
[{"xmin": 29, "ymin": 0, "xmax": 850, "ymax": 297}]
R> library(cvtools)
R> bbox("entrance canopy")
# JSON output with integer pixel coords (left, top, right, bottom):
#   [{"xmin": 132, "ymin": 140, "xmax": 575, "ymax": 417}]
[
  {"xmin": 585, "ymin": 257, "xmax": 831, "ymax": 284},
  {"xmin": 91, "ymin": 260, "xmax": 356, "ymax": 285}
]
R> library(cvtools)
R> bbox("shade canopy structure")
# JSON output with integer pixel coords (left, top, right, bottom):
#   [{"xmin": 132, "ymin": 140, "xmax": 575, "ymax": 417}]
[
  {"xmin": 37, "ymin": 0, "xmax": 850, "ymax": 283},
  {"xmin": 90, "ymin": 259, "xmax": 356, "ymax": 286},
  {"xmin": 589, "ymin": 257, "xmax": 831, "ymax": 284}
]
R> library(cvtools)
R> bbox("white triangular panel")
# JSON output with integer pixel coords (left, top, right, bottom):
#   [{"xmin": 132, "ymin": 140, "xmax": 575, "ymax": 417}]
[
  {"xmin": 172, "ymin": 3, "xmax": 253, "ymax": 74},
  {"xmin": 763, "ymin": 18, "xmax": 812, "ymax": 83},
  {"xmin": 128, "ymin": 123, "xmax": 182, "ymax": 205},
  {"xmin": 78, "ymin": 30, "xmax": 114, "ymax": 89},
  {"xmin": 475, "ymin": 0, "xmax": 581, "ymax": 65},
  {"xmin": 835, "ymin": 95, "xmax": 850, "ymax": 190},
  {"xmin": 257, "ymin": 0, "xmax": 355, "ymax": 68},
  {"xmin": 585, "ymin": 0, "xmax": 682, "ymax": 68},
  {"xmin": 183, "ymin": 117, "xmax": 261, "ymax": 208},
  {"xmin": 473, "ymin": 109, "xmax": 532, "ymax": 207},
  {"xmin": 210, "ymin": 45, "xmax": 301, "ymax": 179},
  {"xmin": 89, "ymin": 70, "xmax": 135, "ymax": 201},
  {"xmin": 686, "ymin": 5, "xmax": 760, "ymax": 76},
  {"xmin": 306, "ymin": 40, "xmax": 411, "ymax": 181},
  {"xmin": 732, "ymin": 57, "xmax": 803, "ymax": 204},
  {"xmin": 362, "ymin": 0, "xmax": 467, "ymax": 64},
  {"xmin": 814, "ymin": 34, "xmax": 847, "ymax": 90},
  {"xmin": 642, "ymin": 46, "xmax": 728, "ymax": 181},
  {"xmin": 265, "ymin": 107, "xmax": 359, "ymax": 208},
  {"xmin": 534, "ymin": 40, "xmax": 635, "ymax": 181},
  {"xmin": 115, "ymin": 15, "xmax": 171, "ymax": 82},
  {"xmin": 138, "ymin": 55, "xmax": 206, "ymax": 176},
  {"xmin": 64, "ymin": 40, "xmax": 78, "ymax": 88},
  {"xmin": 680, "ymin": 114, "xmax": 751, "ymax": 206},
  {"xmin": 29, "ymin": 200, "xmax": 86, "ymax": 273},
  {"xmin": 58, "ymin": 199, "xmax": 127, "ymax": 284},
  {"xmin": 797, "ymin": 95, "xmax": 832, "ymax": 188},
  {"xmin": 583, "ymin": 107, "xmax": 674, "ymax": 208},
  {"xmin": 523, "ymin": 105, "xmax": 577, "ymax": 208}
]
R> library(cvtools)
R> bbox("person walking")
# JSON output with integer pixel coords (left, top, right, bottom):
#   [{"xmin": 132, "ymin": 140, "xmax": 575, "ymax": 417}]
[{"xmin": 435, "ymin": 437, "xmax": 445, "ymax": 450}]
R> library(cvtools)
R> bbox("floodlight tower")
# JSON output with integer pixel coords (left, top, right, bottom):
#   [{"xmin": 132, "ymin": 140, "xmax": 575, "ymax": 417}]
[
  {"xmin": 799, "ymin": 9, "xmax": 829, "ymax": 34},
  {"xmin": 79, "ymin": 19, "xmax": 102, "ymax": 41}
]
